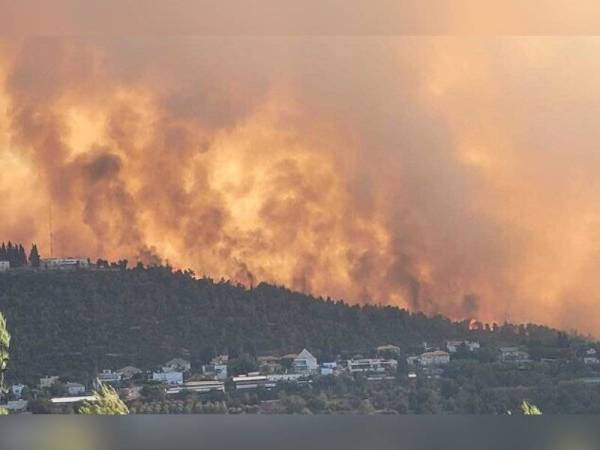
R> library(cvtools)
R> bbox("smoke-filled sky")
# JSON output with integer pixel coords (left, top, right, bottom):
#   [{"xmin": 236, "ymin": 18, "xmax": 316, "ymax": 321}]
[{"xmin": 2, "ymin": 35, "xmax": 600, "ymax": 334}]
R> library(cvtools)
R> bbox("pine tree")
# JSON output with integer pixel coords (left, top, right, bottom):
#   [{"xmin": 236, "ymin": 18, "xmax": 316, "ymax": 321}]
[
  {"xmin": 29, "ymin": 244, "xmax": 41, "ymax": 268},
  {"xmin": 0, "ymin": 243, "xmax": 6, "ymax": 262},
  {"xmin": 79, "ymin": 384, "xmax": 129, "ymax": 415},
  {"xmin": 18, "ymin": 244, "xmax": 27, "ymax": 267}
]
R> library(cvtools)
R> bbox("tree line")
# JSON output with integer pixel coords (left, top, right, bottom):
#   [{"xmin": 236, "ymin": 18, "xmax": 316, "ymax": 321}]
[{"xmin": 0, "ymin": 242, "xmax": 41, "ymax": 268}]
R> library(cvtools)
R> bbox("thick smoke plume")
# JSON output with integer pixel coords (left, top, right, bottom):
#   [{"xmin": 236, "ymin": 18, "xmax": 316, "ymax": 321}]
[{"xmin": 2, "ymin": 37, "xmax": 600, "ymax": 334}]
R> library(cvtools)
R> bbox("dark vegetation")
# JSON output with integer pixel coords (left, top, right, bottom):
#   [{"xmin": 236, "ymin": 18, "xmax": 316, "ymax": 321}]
[{"xmin": 0, "ymin": 265, "xmax": 585, "ymax": 387}]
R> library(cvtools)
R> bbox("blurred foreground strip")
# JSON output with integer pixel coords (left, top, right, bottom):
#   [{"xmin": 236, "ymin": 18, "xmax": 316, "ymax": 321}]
[{"xmin": 0, "ymin": 416, "xmax": 599, "ymax": 450}]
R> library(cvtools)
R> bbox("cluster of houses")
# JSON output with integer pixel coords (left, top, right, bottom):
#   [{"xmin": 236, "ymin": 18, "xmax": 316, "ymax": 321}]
[{"xmin": 3, "ymin": 340, "xmax": 599, "ymax": 413}]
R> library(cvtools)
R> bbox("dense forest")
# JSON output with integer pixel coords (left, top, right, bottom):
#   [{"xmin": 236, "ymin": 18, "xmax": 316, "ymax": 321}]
[{"xmin": 0, "ymin": 266, "xmax": 582, "ymax": 386}]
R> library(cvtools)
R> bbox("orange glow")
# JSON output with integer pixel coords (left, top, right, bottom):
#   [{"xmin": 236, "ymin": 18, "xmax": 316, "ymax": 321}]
[{"xmin": 2, "ymin": 37, "xmax": 600, "ymax": 335}]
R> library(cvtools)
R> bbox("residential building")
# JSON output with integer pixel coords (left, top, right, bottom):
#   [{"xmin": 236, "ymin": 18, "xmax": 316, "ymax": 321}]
[
  {"xmin": 152, "ymin": 371, "xmax": 184, "ymax": 385},
  {"xmin": 166, "ymin": 381, "xmax": 225, "ymax": 395},
  {"xmin": 97, "ymin": 369, "xmax": 121, "ymax": 383},
  {"xmin": 347, "ymin": 358, "xmax": 398, "ymax": 374},
  {"xmin": 584, "ymin": 357, "xmax": 600, "ymax": 366},
  {"xmin": 40, "ymin": 257, "xmax": 90, "ymax": 270},
  {"xmin": 163, "ymin": 358, "xmax": 191, "ymax": 373},
  {"xmin": 0, "ymin": 261, "xmax": 9, "ymax": 272},
  {"xmin": 419, "ymin": 351, "xmax": 451, "ymax": 366},
  {"xmin": 586, "ymin": 348, "xmax": 597, "ymax": 356},
  {"xmin": 11, "ymin": 384, "xmax": 25, "ymax": 399},
  {"xmin": 117, "ymin": 366, "xmax": 142, "ymax": 380},
  {"xmin": 292, "ymin": 349, "xmax": 318, "ymax": 374},
  {"xmin": 446, "ymin": 340, "xmax": 481, "ymax": 353},
  {"xmin": 39, "ymin": 376, "xmax": 59, "ymax": 389},
  {"xmin": 499, "ymin": 347, "xmax": 530, "ymax": 363},
  {"xmin": 66, "ymin": 382, "xmax": 86, "ymax": 396},
  {"xmin": 320, "ymin": 362, "xmax": 337, "ymax": 376},
  {"xmin": 232, "ymin": 374, "xmax": 276, "ymax": 390},
  {"xmin": 201, "ymin": 363, "xmax": 228, "ymax": 380},
  {"xmin": 266, "ymin": 373, "xmax": 304, "ymax": 383}
]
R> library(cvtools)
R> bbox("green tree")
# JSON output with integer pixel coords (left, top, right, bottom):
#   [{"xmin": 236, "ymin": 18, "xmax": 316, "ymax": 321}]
[
  {"xmin": 79, "ymin": 384, "xmax": 129, "ymax": 415},
  {"xmin": 521, "ymin": 401, "xmax": 542, "ymax": 415}
]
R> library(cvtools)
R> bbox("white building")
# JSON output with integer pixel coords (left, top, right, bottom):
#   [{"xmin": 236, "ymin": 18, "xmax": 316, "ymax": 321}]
[
  {"xmin": 584, "ymin": 357, "xmax": 600, "ymax": 366},
  {"xmin": 166, "ymin": 381, "xmax": 225, "ymax": 395},
  {"xmin": 266, "ymin": 373, "xmax": 304, "ymax": 383},
  {"xmin": 232, "ymin": 374, "xmax": 276, "ymax": 390},
  {"xmin": 499, "ymin": 347, "xmax": 530, "ymax": 363},
  {"xmin": 117, "ymin": 366, "xmax": 142, "ymax": 380},
  {"xmin": 39, "ymin": 376, "xmax": 59, "ymax": 389},
  {"xmin": 97, "ymin": 369, "xmax": 121, "ymax": 383},
  {"xmin": 419, "ymin": 351, "xmax": 451, "ymax": 366},
  {"xmin": 446, "ymin": 340, "xmax": 481, "ymax": 353},
  {"xmin": 0, "ymin": 261, "xmax": 9, "ymax": 272},
  {"xmin": 292, "ymin": 349, "xmax": 318, "ymax": 374},
  {"xmin": 152, "ymin": 371, "xmax": 184, "ymax": 385},
  {"xmin": 41, "ymin": 257, "xmax": 90, "ymax": 270},
  {"xmin": 347, "ymin": 358, "xmax": 398, "ymax": 374},
  {"xmin": 66, "ymin": 382, "xmax": 86, "ymax": 396},
  {"xmin": 163, "ymin": 358, "xmax": 191, "ymax": 373}
]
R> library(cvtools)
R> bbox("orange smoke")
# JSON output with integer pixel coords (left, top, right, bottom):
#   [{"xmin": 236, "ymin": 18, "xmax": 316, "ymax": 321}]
[{"xmin": 2, "ymin": 37, "xmax": 600, "ymax": 335}]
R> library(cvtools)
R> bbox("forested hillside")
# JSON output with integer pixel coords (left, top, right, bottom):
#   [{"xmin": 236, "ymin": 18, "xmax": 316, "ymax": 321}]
[{"xmin": 0, "ymin": 266, "xmax": 575, "ymax": 384}]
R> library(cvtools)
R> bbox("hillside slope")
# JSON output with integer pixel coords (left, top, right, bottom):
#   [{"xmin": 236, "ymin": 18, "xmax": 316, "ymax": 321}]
[{"xmin": 0, "ymin": 267, "xmax": 565, "ymax": 383}]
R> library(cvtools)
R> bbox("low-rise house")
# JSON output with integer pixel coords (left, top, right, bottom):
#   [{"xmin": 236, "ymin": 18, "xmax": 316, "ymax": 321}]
[
  {"xmin": 163, "ymin": 358, "xmax": 191, "ymax": 373},
  {"xmin": 39, "ymin": 376, "xmax": 59, "ymax": 389},
  {"xmin": 347, "ymin": 358, "xmax": 398, "ymax": 374},
  {"xmin": 292, "ymin": 349, "xmax": 318, "ymax": 375},
  {"xmin": 66, "ymin": 382, "xmax": 86, "ymax": 396},
  {"xmin": 419, "ymin": 351, "xmax": 451, "ymax": 366},
  {"xmin": 446, "ymin": 340, "xmax": 481, "ymax": 353},
  {"xmin": 266, "ymin": 373, "xmax": 304, "ymax": 383},
  {"xmin": 499, "ymin": 347, "xmax": 530, "ymax": 363},
  {"xmin": 152, "ymin": 371, "xmax": 184, "ymax": 385},
  {"xmin": 586, "ymin": 348, "xmax": 597, "ymax": 356},
  {"xmin": 166, "ymin": 381, "xmax": 225, "ymax": 395},
  {"xmin": 202, "ymin": 356, "xmax": 228, "ymax": 380},
  {"xmin": 97, "ymin": 369, "xmax": 121, "ymax": 383},
  {"xmin": 320, "ymin": 362, "xmax": 337, "ymax": 376},
  {"xmin": 41, "ymin": 257, "xmax": 90, "ymax": 270},
  {"xmin": 584, "ymin": 357, "xmax": 600, "ymax": 366},
  {"xmin": 117, "ymin": 366, "xmax": 142, "ymax": 380},
  {"xmin": 232, "ymin": 374, "xmax": 276, "ymax": 390},
  {"xmin": 0, "ymin": 261, "xmax": 9, "ymax": 272},
  {"xmin": 11, "ymin": 384, "xmax": 26, "ymax": 399}
]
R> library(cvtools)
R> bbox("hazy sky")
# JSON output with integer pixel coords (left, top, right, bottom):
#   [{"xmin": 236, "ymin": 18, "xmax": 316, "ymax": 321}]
[{"xmin": 2, "ymin": 31, "xmax": 600, "ymax": 334}]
